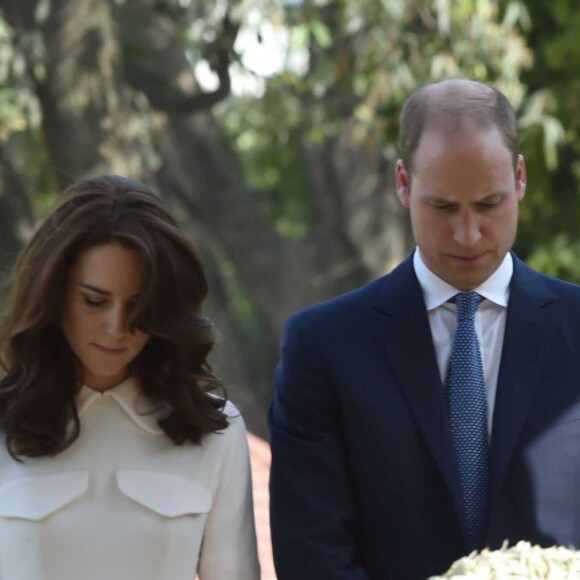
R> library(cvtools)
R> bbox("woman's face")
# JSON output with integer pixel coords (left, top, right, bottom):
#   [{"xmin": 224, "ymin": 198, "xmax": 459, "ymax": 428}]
[{"xmin": 61, "ymin": 242, "xmax": 150, "ymax": 391}]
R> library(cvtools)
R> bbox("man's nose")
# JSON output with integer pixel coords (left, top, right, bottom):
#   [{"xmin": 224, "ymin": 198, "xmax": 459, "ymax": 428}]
[{"xmin": 453, "ymin": 211, "xmax": 482, "ymax": 248}]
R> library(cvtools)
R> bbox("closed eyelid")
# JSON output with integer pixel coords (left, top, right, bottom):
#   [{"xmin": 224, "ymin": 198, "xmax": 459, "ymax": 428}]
[
  {"xmin": 428, "ymin": 195, "xmax": 503, "ymax": 208},
  {"xmin": 475, "ymin": 196, "xmax": 503, "ymax": 208},
  {"xmin": 82, "ymin": 294, "xmax": 108, "ymax": 307},
  {"xmin": 429, "ymin": 200, "xmax": 456, "ymax": 209}
]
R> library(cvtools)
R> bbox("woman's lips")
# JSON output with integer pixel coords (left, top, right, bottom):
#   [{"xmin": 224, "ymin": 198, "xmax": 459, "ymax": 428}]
[{"xmin": 92, "ymin": 344, "xmax": 127, "ymax": 355}]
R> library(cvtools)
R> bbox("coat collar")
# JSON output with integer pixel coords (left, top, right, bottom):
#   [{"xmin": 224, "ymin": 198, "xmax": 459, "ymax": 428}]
[
  {"xmin": 76, "ymin": 377, "xmax": 167, "ymax": 435},
  {"xmin": 414, "ymin": 249, "xmax": 512, "ymax": 310}
]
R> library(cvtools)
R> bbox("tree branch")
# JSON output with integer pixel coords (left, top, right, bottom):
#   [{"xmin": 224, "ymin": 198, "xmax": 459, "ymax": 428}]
[{"xmin": 124, "ymin": 10, "xmax": 239, "ymax": 114}]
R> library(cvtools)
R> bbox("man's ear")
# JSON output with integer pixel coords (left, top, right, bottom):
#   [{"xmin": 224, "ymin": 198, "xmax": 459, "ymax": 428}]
[{"xmin": 396, "ymin": 159, "xmax": 410, "ymax": 207}]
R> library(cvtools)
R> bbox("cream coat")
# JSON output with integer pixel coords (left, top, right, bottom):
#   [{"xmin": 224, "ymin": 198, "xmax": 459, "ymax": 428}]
[{"xmin": 0, "ymin": 378, "xmax": 260, "ymax": 579}]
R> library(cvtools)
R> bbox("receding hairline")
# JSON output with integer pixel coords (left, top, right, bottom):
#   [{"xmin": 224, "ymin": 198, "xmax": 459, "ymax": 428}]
[
  {"xmin": 414, "ymin": 79, "xmax": 501, "ymax": 131},
  {"xmin": 399, "ymin": 78, "xmax": 519, "ymax": 173}
]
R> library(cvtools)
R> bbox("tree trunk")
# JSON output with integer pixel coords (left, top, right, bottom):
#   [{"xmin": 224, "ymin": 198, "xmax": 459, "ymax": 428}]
[
  {"xmin": 36, "ymin": 0, "xmax": 146, "ymax": 185},
  {"xmin": 0, "ymin": 144, "xmax": 34, "ymax": 271}
]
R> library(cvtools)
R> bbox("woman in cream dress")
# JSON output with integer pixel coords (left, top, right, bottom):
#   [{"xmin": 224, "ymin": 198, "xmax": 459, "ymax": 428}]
[{"xmin": 0, "ymin": 175, "xmax": 260, "ymax": 580}]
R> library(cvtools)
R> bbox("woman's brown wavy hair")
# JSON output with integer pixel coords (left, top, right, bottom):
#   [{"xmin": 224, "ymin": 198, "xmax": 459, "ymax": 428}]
[{"xmin": 0, "ymin": 174, "xmax": 229, "ymax": 459}]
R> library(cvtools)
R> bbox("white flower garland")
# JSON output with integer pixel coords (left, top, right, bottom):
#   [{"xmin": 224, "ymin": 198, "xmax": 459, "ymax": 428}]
[{"xmin": 429, "ymin": 541, "xmax": 580, "ymax": 579}]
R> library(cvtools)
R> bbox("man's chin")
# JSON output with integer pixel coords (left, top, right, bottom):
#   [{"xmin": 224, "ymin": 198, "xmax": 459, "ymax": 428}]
[
  {"xmin": 448, "ymin": 271, "xmax": 490, "ymax": 291},
  {"xmin": 438, "ymin": 266, "xmax": 492, "ymax": 291},
  {"xmin": 442, "ymin": 255, "xmax": 500, "ymax": 289}
]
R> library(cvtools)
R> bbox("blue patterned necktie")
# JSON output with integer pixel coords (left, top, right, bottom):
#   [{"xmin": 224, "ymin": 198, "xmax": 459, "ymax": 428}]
[{"xmin": 446, "ymin": 291, "xmax": 489, "ymax": 552}]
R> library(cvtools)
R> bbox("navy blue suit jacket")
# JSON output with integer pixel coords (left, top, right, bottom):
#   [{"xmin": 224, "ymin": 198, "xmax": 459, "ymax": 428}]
[{"xmin": 269, "ymin": 253, "xmax": 580, "ymax": 579}]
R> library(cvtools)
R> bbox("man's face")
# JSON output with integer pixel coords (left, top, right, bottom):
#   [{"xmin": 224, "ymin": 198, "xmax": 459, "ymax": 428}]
[{"xmin": 396, "ymin": 125, "xmax": 526, "ymax": 291}]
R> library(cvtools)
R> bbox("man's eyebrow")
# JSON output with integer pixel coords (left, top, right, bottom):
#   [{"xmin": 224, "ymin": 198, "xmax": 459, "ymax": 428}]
[
  {"xmin": 79, "ymin": 283, "xmax": 111, "ymax": 296},
  {"xmin": 425, "ymin": 194, "xmax": 456, "ymax": 203},
  {"xmin": 480, "ymin": 190, "xmax": 507, "ymax": 199},
  {"xmin": 426, "ymin": 190, "xmax": 507, "ymax": 202}
]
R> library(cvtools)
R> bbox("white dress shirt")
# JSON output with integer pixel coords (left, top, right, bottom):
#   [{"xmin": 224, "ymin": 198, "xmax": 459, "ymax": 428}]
[
  {"xmin": 413, "ymin": 250, "xmax": 513, "ymax": 435},
  {"xmin": 0, "ymin": 377, "xmax": 260, "ymax": 580}
]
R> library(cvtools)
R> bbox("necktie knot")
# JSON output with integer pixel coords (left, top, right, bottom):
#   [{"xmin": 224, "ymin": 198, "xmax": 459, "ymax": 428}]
[{"xmin": 455, "ymin": 291, "xmax": 483, "ymax": 322}]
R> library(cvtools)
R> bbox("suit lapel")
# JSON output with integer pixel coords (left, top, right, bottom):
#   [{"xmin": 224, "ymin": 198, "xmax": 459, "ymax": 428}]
[
  {"xmin": 372, "ymin": 256, "xmax": 467, "ymax": 535},
  {"xmin": 489, "ymin": 257, "xmax": 558, "ymax": 502}
]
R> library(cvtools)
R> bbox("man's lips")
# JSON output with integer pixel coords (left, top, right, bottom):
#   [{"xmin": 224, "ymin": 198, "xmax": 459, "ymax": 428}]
[
  {"xmin": 453, "ymin": 255, "xmax": 480, "ymax": 260},
  {"xmin": 448, "ymin": 253, "xmax": 488, "ymax": 266},
  {"xmin": 92, "ymin": 344, "xmax": 127, "ymax": 355}
]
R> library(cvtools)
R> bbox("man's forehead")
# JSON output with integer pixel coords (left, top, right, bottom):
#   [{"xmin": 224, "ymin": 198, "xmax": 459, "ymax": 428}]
[
  {"xmin": 422, "ymin": 78, "xmax": 496, "ymax": 107},
  {"xmin": 415, "ymin": 122, "xmax": 503, "ymax": 154}
]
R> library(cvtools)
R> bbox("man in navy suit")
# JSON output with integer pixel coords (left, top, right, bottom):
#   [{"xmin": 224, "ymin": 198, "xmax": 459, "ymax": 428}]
[{"xmin": 268, "ymin": 78, "xmax": 580, "ymax": 579}]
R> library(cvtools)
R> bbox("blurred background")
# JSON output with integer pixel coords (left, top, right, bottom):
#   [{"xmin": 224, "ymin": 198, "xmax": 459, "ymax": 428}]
[{"xmin": 0, "ymin": 0, "xmax": 579, "ymax": 439}]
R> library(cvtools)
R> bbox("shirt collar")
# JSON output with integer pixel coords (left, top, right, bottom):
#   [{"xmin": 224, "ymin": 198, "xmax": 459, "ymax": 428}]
[
  {"xmin": 413, "ymin": 249, "xmax": 512, "ymax": 311},
  {"xmin": 76, "ymin": 376, "xmax": 166, "ymax": 435}
]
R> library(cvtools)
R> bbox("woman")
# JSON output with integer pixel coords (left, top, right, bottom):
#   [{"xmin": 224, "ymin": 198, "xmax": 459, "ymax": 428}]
[{"xmin": 0, "ymin": 175, "xmax": 260, "ymax": 580}]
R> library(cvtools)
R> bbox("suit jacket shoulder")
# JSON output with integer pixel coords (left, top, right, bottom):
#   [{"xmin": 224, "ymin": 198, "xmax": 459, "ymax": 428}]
[
  {"xmin": 292, "ymin": 253, "xmax": 419, "ymax": 330},
  {"xmin": 512, "ymin": 254, "xmax": 580, "ymax": 295}
]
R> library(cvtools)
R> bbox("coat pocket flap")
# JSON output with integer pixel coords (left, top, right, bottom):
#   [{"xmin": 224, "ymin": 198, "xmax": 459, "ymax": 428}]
[
  {"xmin": 0, "ymin": 471, "xmax": 89, "ymax": 521},
  {"xmin": 116, "ymin": 470, "xmax": 212, "ymax": 517}
]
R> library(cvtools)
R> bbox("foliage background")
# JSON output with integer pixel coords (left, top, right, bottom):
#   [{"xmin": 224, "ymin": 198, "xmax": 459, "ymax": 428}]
[{"xmin": 0, "ymin": 0, "xmax": 578, "ymax": 435}]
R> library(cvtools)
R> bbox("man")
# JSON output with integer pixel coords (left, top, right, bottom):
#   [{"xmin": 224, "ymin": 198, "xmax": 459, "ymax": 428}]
[{"xmin": 268, "ymin": 78, "xmax": 580, "ymax": 580}]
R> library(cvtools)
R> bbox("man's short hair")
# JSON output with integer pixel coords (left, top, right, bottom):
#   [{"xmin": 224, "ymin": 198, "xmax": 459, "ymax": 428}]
[{"xmin": 399, "ymin": 79, "xmax": 519, "ymax": 175}]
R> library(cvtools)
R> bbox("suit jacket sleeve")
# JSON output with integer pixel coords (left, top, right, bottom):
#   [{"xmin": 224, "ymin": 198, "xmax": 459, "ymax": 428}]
[{"xmin": 269, "ymin": 312, "xmax": 370, "ymax": 580}]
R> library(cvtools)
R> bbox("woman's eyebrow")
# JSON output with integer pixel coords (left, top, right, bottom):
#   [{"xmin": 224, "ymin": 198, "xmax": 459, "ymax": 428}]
[
  {"xmin": 79, "ymin": 282, "xmax": 141, "ymax": 299},
  {"xmin": 79, "ymin": 283, "xmax": 111, "ymax": 296}
]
